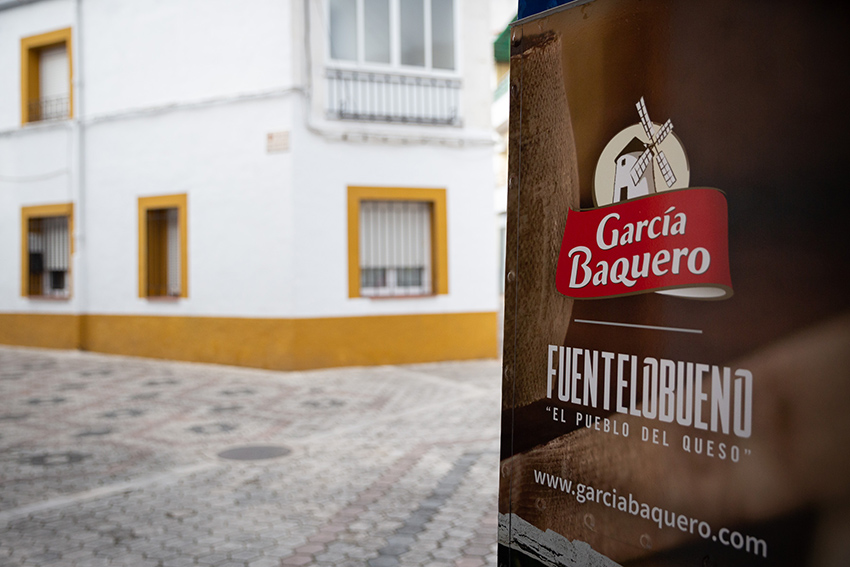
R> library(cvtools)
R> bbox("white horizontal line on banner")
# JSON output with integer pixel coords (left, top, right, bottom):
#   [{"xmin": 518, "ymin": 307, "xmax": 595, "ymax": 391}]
[{"xmin": 573, "ymin": 319, "xmax": 703, "ymax": 334}]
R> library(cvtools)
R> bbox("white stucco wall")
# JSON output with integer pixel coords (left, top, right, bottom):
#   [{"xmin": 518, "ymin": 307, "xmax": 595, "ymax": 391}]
[
  {"xmin": 290, "ymin": 114, "xmax": 498, "ymax": 318},
  {"xmin": 0, "ymin": 123, "xmax": 80, "ymax": 314},
  {"xmin": 83, "ymin": 97, "xmax": 296, "ymax": 317},
  {"xmin": 460, "ymin": 0, "xmax": 496, "ymax": 133},
  {"xmin": 289, "ymin": 0, "xmax": 498, "ymax": 318},
  {"xmin": 0, "ymin": 0, "xmax": 74, "ymax": 131},
  {"xmin": 81, "ymin": 0, "xmax": 296, "ymax": 317},
  {"xmin": 82, "ymin": 0, "xmax": 293, "ymax": 117},
  {"xmin": 1, "ymin": 0, "xmax": 498, "ymax": 321},
  {"xmin": 0, "ymin": 0, "xmax": 77, "ymax": 313}
]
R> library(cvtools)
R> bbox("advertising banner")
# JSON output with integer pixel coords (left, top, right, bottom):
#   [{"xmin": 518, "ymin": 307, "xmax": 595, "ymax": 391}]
[{"xmin": 498, "ymin": 2, "xmax": 850, "ymax": 566}]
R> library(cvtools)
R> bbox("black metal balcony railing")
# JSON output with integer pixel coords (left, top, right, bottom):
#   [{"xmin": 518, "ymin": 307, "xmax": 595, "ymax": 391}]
[
  {"xmin": 326, "ymin": 69, "xmax": 461, "ymax": 126},
  {"xmin": 27, "ymin": 95, "xmax": 70, "ymax": 122}
]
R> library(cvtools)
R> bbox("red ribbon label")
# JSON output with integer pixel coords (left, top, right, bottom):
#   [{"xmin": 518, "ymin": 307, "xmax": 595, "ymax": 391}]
[{"xmin": 555, "ymin": 188, "xmax": 732, "ymax": 300}]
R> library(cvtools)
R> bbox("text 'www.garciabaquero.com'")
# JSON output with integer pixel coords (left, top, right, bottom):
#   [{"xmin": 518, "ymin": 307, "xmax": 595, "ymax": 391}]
[{"xmin": 532, "ymin": 470, "xmax": 767, "ymax": 558}]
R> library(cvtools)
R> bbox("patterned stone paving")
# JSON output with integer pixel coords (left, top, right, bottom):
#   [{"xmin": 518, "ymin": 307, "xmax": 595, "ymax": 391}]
[{"xmin": 0, "ymin": 347, "xmax": 500, "ymax": 566}]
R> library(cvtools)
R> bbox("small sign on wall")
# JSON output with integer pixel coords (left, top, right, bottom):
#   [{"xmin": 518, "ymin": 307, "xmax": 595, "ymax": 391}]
[{"xmin": 266, "ymin": 131, "xmax": 290, "ymax": 153}]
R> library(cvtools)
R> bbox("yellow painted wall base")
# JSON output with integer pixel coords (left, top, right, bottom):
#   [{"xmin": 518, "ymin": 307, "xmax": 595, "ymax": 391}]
[
  {"xmin": 0, "ymin": 313, "xmax": 80, "ymax": 350},
  {"xmin": 0, "ymin": 312, "xmax": 498, "ymax": 370}
]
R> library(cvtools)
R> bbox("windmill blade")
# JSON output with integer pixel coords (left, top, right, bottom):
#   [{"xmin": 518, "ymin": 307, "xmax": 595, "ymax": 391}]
[
  {"xmin": 636, "ymin": 97, "xmax": 656, "ymax": 142},
  {"xmin": 655, "ymin": 150, "xmax": 677, "ymax": 187},
  {"xmin": 630, "ymin": 148, "xmax": 653, "ymax": 185},
  {"xmin": 655, "ymin": 119, "xmax": 674, "ymax": 145}
]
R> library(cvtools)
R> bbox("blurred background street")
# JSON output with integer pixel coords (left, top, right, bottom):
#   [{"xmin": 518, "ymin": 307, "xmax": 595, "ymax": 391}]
[
  {"xmin": 0, "ymin": 346, "xmax": 500, "ymax": 567},
  {"xmin": 1, "ymin": 1, "xmax": 517, "ymax": 564}
]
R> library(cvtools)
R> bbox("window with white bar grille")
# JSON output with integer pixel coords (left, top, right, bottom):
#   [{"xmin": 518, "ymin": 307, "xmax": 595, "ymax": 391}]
[
  {"xmin": 359, "ymin": 200, "xmax": 432, "ymax": 297},
  {"xmin": 27, "ymin": 216, "xmax": 70, "ymax": 296}
]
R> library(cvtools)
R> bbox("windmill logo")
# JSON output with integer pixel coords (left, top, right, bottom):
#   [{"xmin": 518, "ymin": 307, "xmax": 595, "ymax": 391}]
[
  {"xmin": 557, "ymin": 97, "xmax": 732, "ymax": 300},
  {"xmin": 594, "ymin": 97, "xmax": 690, "ymax": 207}
]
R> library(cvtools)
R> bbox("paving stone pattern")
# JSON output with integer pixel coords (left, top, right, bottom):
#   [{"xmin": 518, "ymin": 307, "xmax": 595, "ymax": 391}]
[{"xmin": 0, "ymin": 347, "xmax": 500, "ymax": 567}]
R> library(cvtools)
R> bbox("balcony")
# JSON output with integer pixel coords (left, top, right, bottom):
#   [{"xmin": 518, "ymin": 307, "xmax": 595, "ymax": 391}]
[
  {"xmin": 27, "ymin": 95, "xmax": 70, "ymax": 122},
  {"xmin": 326, "ymin": 69, "xmax": 461, "ymax": 126}
]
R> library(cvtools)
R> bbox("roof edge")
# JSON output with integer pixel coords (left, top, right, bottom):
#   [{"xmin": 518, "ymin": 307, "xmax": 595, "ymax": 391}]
[
  {"xmin": 0, "ymin": 0, "xmax": 47, "ymax": 12},
  {"xmin": 514, "ymin": 0, "xmax": 595, "ymax": 25}
]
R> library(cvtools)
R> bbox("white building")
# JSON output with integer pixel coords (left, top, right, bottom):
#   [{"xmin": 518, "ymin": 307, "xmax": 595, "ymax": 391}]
[
  {"xmin": 0, "ymin": 0, "xmax": 499, "ymax": 370},
  {"xmin": 491, "ymin": 5, "xmax": 513, "ymax": 296},
  {"xmin": 612, "ymin": 137, "xmax": 654, "ymax": 202}
]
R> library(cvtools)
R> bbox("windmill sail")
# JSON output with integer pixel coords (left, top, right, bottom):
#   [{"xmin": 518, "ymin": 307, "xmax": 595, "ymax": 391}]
[
  {"xmin": 629, "ymin": 98, "xmax": 678, "ymax": 189},
  {"xmin": 637, "ymin": 98, "xmax": 656, "ymax": 140},
  {"xmin": 656, "ymin": 150, "xmax": 677, "ymax": 187},
  {"xmin": 656, "ymin": 119, "xmax": 674, "ymax": 145},
  {"xmin": 630, "ymin": 148, "xmax": 653, "ymax": 185}
]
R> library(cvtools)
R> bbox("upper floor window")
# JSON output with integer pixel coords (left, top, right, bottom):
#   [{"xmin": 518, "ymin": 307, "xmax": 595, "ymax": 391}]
[
  {"xmin": 20, "ymin": 28, "xmax": 73, "ymax": 124},
  {"xmin": 329, "ymin": 0, "xmax": 456, "ymax": 71}
]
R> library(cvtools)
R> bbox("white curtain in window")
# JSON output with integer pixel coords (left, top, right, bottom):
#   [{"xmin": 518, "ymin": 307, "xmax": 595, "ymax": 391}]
[
  {"xmin": 166, "ymin": 208, "xmax": 181, "ymax": 296},
  {"xmin": 400, "ymin": 0, "xmax": 425, "ymax": 67},
  {"xmin": 42, "ymin": 216, "xmax": 69, "ymax": 271},
  {"xmin": 330, "ymin": 0, "xmax": 358, "ymax": 61},
  {"xmin": 431, "ymin": 0, "xmax": 455, "ymax": 69},
  {"xmin": 39, "ymin": 45, "xmax": 69, "ymax": 99},
  {"xmin": 365, "ymin": 0, "xmax": 391, "ymax": 63}
]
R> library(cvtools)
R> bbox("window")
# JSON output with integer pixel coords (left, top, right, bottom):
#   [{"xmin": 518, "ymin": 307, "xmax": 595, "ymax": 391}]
[
  {"xmin": 21, "ymin": 28, "xmax": 73, "ymax": 124},
  {"xmin": 329, "ymin": 0, "xmax": 455, "ymax": 71},
  {"xmin": 138, "ymin": 194, "xmax": 187, "ymax": 298},
  {"xmin": 325, "ymin": 0, "xmax": 460, "ymax": 125},
  {"xmin": 348, "ymin": 187, "xmax": 448, "ymax": 298},
  {"xmin": 21, "ymin": 204, "xmax": 73, "ymax": 298},
  {"xmin": 359, "ymin": 200, "xmax": 432, "ymax": 296}
]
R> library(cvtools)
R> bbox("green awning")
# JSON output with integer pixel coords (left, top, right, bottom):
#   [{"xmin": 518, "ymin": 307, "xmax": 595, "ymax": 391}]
[{"xmin": 494, "ymin": 17, "xmax": 516, "ymax": 62}]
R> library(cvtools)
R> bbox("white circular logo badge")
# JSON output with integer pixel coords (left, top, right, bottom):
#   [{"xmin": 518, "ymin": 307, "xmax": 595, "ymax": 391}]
[{"xmin": 593, "ymin": 100, "xmax": 691, "ymax": 208}]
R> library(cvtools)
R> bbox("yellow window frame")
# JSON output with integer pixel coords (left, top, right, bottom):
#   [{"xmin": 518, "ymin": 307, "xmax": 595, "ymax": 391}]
[
  {"xmin": 20, "ymin": 27, "xmax": 74, "ymax": 124},
  {"xmin": 21, "ymin": 203, "xmax": 74, "ymax": 297},
  {"xmin": 138, "ymin": 194, "xmax": 188, "ymax": 298},
  {"xmin": 347, "ymin": 186, "xmax": 448, "ymax": 298}
]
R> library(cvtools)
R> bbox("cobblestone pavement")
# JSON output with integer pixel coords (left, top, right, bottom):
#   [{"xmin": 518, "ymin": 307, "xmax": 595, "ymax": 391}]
[{"xmin": 0, "ymin": 347, "xmax": 501, "ymax": 567}]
